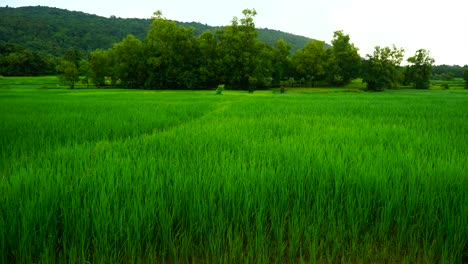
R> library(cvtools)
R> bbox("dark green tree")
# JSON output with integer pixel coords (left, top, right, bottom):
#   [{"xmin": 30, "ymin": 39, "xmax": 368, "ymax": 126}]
[
  {"xmin": 252, "ymin": 41, "xmax": 274, "ymax": 89},
  {"xmin": 0, "ymin": 43, "xmax": 51, "ymax": 76},
  {"xmin": 145, "ymin": 11, "xmax": 197, "ymax": 89},
  {"xmin": 56, "ymin": 60, "xmax": 79, "ymax": 89},
  {"xmin": 464, "ymin": 67, "xmax": 468, "ymax": 89},
  {"xmin": 362, "ymin": 45, "xmax": 405, "ymax": 91},
  {"xmin": 88, "ymin": 49, "xmax": 112, "ymax": 87},
  {"xmin": 432, "ymin": 64, "xmax": 465, "ymax": 79},
  {"xmin": 63, "ymin": 48, "xmax": 82, "ymax": 68},
  {"xmin": 271, "ymin": 38, "xmax": 292, "ymax": 86},
  {"xmin": 293, "ymin": 40, "xmax": 327, "ymax": 87},
  {"xmin": 326, "ymin": 30, "xmax": 361, "ymax": 86},
  {"xmin": 113, "ymin": 34, "xmax": 146, "ymax": 88},
  {"xmin": 196, "ymin": 31, "xmax": 220, "ymax": 89},
  {"xmin": 79, "ymin": 59, "xmax": 90, "ymax": 87},
  {"xmin": 406, "ymin": 49, "xmax": 435, "ymax": 89},
  {"xmin": 217, "ymin": 9, "xmax": 260, "ymax": 90}
]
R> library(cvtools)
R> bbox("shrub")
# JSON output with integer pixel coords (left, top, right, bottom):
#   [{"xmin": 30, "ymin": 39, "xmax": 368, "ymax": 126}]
[{"xmin": 216, "ymin": 84, "xmax": 225, "ymax": 95}]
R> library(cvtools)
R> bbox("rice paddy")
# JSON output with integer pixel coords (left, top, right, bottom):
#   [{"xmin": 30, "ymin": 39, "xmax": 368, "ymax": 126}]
[{"xmin": 1, "ymin": 77, "xmax": 467, "ymax": 263}]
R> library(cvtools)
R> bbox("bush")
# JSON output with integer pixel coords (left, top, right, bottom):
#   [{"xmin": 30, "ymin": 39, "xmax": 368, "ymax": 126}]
[{"xmin": 216, "ymin": 84, "xmax": 225, "ymax": 95}]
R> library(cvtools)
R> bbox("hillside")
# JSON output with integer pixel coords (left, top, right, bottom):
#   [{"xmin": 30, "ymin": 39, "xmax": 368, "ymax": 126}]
[{"xmin": 0, "ymin": 6, "xmax": 314, "ymax": 56}]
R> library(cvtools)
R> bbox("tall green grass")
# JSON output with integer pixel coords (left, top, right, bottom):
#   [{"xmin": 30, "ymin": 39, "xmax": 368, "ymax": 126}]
[{"xmin": 1, "ymin": 77, "xmax": 467, "ymax": 263}]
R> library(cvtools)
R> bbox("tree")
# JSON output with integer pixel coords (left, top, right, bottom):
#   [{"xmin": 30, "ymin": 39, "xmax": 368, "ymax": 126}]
[
  {"xmin": 216, "ymin": 9, "xmax": 260, "ymax": 90},
  {"xmin": 406, "ymin": 49, "xmax": 435, "ymax": 89},
  {"xmin": 113, "ymin": 34, "xmax": 146, "ymax": 88},
  {"xmin": 79, "ymin": 59, "xmax": 90, "ymax": 87},
  {"xmin": 145, "ymin": 11, "xmax": 197, "ymax": 89},
  {"xmin": 271, "ymin": 38, "xmax": 292, "ymax": 86},
  {"xmin": 326, "ymin": 30, "xmax": 361, "ymax": 86},
  {"xmin": 252, "ymin": 41, "xmax": 274, "ymax": 89},
  {"xmin": 0, "ymin": 43, "xmax": 51, "ymax": 76},
  {"xmin": 362, "ymin": 45, "xmax": 405, "ymax": 91},
  {"xmin": 56, "ymin": 60, "xmax": 79, "ymax": 89},
  {"xmin": 88, "ymin": 49, "xmax": 112, "ymax": 87},
  {"xmin": 63, "ymin": 48, "xmax": 82, "ymax": 68},
  {"xmin": 196, "ymin": 31, "xmax": 220, "ymax": 89},
  {"xmin": 293, "ymin": 40, "xmax": 327, "ymax": 87},
  {"xmin": 464, "ymin": 67, "xmax": 468, "ymax": 89},
  {"xmin": 432, "ymin": 64, "xmax": 465, "ymax": 79}
]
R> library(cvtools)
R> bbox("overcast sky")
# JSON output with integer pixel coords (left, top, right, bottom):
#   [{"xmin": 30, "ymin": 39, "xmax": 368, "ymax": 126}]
[{"xmin": 3, "ymin": 0, "xmax": 468, "ymax": 65}]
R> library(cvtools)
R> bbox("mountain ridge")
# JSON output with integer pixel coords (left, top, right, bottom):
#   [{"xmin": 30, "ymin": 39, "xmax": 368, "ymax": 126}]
[{"xmin": 0, "ymin": 6, "xmax": 316, "ymax": 56}]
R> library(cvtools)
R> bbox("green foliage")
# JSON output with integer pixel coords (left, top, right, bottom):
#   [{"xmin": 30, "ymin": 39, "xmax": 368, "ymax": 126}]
[
  {"xmin": 7, "ymin": 6, "xmax": 449, "ymax": 91},
  {"xmin": 406, "ymin": 49, "xmax": 435, "ymax": 89},
  {"xmin": 215, "ymin": 84, "xmax": 225, "ymax": 94},
  {"xmin": 326, "ymin": 30, "xmax": 361, "ymax": 86},
  {"xmin": 0, "ymin": 6, "xmax": 313, "ymax": 59},
  {"xmin": 433, "ymin": 72, "xmax": 455, "ymax": 81},
  {"xmin": 196, "ymin": 31, "xmax": 219, "ymax": 88},
  {"xmin": 79, "ymin": 59, "xmax": 90, "ymax": 87},
  {"xmin": 362, "ymin": 45, "xmax": 405, "ymax": 91},
  {"xmin": 88, "ymin": 49, "xmax": 113, "ymax": 87},
  {"xmin": 464, "ymin": 67, "xmax": 468, "ymax": 89},
  {"xmin": 432, "ymin": 64, "xmax": 466, "ymax": 79},
  {"xmin": 256, "ymin": 28, "xmax": 317, "ymax": 55},
  {"xmin": 63, "ymin": 49, "xmax": 82, "ymax": 67},
  {"xmin": 0, "ymin": 43, "xmax": 56, "ymax": 76},
  {"xmin": 293, "ymin": 40, "xmax": 328, "ymax": 86},
  {"xmin": 145, "ymin": 14, "xmax": 197, "ymax": 89},
  {"xmin": 83, "ymin": 9, "xmax": 276, "ymax": 90},
  {"xmin": 0, "ymin": 6, "xmax": 152, "ymax": 56},
  {"xmin": 1, "ymin": 77, "xmax": 467, "ymax": 262},
  {"xmin": 217, "ymin": 9, "xmax": 260, "ymax": 90},
  {"xmin": 113, "ymin": 35, "xmax": 146, "ymax": 88},
  {"xmin": 56, "ymin": 60, "xmax": 79, "ymax": 88},
  {"xmin": 271, "ymin": 38, "xmax": 292, "ymax": 86}
]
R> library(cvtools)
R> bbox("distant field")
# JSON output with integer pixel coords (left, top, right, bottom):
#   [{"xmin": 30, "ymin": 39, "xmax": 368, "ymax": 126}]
[{"xmin": 1, "ymin": 77, "xmax": 467, "ymax": 263}]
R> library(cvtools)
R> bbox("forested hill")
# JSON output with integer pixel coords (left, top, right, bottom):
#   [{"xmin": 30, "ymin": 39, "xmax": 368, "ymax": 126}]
[{"xmin": 0, "ymin": 6, "xmax": 314, "ymax": 56}]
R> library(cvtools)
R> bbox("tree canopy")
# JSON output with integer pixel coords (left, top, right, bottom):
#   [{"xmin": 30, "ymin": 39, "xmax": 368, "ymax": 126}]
[
  {"xmin": 2, "ymin": 6, "xmax": 458, "ymax": 89},
  {"xmin": 326, "ymin": 31, "xmax": 361, "ymax": 86},
  {"xmin": 406, "ymin": 49, "xmax": 435, "ymax": 89},
  {"xmin": 362, "ymin": 45, "xmax": 405, "ymax": 91},
  {"xmin": 464, "ymin": 67, "xmax": 468, "ymax": 89}
]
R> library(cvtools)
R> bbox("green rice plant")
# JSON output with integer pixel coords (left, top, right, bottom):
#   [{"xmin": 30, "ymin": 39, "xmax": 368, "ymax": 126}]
[{"xmin": 1, "ymin": 77, "xmax": 467, "ymax": 263}]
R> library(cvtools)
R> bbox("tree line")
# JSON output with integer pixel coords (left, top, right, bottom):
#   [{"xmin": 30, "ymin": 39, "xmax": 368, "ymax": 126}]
[
  {"xmin": 58, "ymin": 9, "xmax": 356, "ymax": 90},
  {"xmin": 0, "ymin": 43, "xmax": 57, "ymax": 76},
  {"xmin": 2, "ymin": 7, "xmax": 467, "ymax": 90},
  {"xmin": 57, "ymin": 9, "xmax": 352, "ymax": 91},
  {"xmin": 59, "ymin": 9, "xmax": 454, "ymax": 91}
]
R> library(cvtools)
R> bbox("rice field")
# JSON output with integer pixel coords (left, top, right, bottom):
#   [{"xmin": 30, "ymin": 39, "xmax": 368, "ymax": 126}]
[{"xmin": 1, "ymin": 77, "xmax": 467, "ymax": 263}]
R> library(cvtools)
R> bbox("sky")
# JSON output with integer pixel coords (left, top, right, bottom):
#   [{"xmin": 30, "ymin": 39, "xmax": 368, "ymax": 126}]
[{"xmin": 3, "ymin": 0, "xmax": 468, "ymax": 65}]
